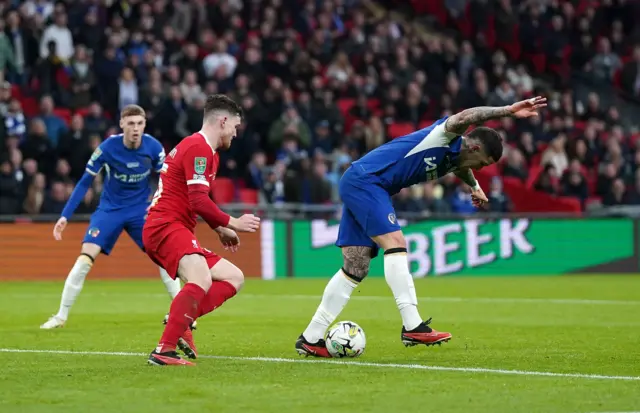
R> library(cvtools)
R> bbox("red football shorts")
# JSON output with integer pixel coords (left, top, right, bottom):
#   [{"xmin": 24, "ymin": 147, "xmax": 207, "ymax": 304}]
[{"xmin": 143, "ymin": 222, "xmax": 221, "ymax": 279}]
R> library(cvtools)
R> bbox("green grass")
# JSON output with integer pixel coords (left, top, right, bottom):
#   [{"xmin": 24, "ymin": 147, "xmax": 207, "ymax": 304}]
[{"xmin": 1, "ymin": 276, "xmax": 639, "ymax": 413}]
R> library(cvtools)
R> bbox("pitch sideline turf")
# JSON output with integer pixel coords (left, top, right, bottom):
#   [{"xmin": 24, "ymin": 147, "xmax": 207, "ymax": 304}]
[{"xmin": 0, "ymin": 276, "xmax": 639, "ymax": 413}]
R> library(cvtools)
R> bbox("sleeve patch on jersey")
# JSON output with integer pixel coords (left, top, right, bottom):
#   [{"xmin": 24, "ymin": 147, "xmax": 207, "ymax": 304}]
[
  {"xmin": 187, "ymin": 179, "xmax": 210, "ymax": 186},
  {"xmin": 192, "ymin": 174, "xmax": 207, "ymax": 181},
  {"xmin": 90, "ymin": 147, "xmax": 102, "ymax": 161},
  {"xmin": 194, "ymin": 157, "xmax": 207, "ymax": 174}
]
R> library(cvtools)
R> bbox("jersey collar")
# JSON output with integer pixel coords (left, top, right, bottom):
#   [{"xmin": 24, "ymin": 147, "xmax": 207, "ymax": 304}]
[{"xmin": 198, "ymin": 130, "xmax": 217, "ymax": 155}]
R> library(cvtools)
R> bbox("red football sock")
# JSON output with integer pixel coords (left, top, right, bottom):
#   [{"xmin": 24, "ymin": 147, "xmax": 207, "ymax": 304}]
[
  {"xmin": 197, "ymin": 281, "xmax": 237, "ymax": 318},
  {"xmin": 158, "ymin": 283, "xmax": 206, "ymax": 353}
]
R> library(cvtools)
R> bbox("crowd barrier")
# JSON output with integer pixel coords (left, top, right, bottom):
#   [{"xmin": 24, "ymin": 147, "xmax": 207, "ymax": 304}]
[{"xmin": 0, "ymin": 217, "xmax": 636, "ymax": 280}]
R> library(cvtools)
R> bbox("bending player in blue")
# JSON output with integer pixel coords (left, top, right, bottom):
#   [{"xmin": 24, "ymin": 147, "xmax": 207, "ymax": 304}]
[
  {"xmin": 296, "ymin": 97, "xmax": 547, "ymax": 357},
  {"xmin": 41, "ymin": 105, "xmax": 182, "ymax": 330}
]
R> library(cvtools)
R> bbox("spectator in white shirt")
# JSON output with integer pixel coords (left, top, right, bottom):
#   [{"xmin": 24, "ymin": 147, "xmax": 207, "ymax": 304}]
[
  {"xmin": 40, "ymin": 12, "xmax": 74, "ymax": 61},
  {"xmin": 202, "ymin": 39, "xmax": 237, "ymax": 79}
]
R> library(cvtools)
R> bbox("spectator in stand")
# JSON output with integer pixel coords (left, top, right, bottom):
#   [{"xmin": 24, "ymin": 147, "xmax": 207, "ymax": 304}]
[
  {"xmin": 39, "ymin": 10, "xmax": 73, "ymax": 62},
  {"xmin": 449, "ymin": 185, "xmax": 476, "ymax": 215},
  {"xmin": 68, "ymin": 45, "xmax": 95, "ymax": 110},
  {"xmin": 487, "ymin": 177, "xmax": 512, "ymax": 213},
  {"xmin": 502, "ymin": 148, "xmax": 528, "ymax": 183},
  {"xmin": 58, "ymin": 114, "xmax": 90, "ymax": 180},
  {"xmin": 603, "ymin": 178, "xmax": 627, "ymax": 206},
  {"xmin": 597, "ymin": 163, "xmax": 618, "ymax": 198},
  {"xmin": 0, "ymin": 156, "xmax": 20, "ymax": 214},
  {"xmin": 5, "ymin": 98, "xmax": 25, "ymax": 140},
  {"xmin": 621, "ymin": 46, "xmax": 640, "ymax": 98},
  {"xmin": 118, "ymin": 67, "xmax": 139, "ymax": 111},
  {"xmin": 84, "ymin": 102, "xmax": 110, "ymax": 137},
  {"xmin": 203, "ymin": 39, "xmax": 237, "ymax": 80},
  {"xmin": 269, "ymin": 106, "xmax": 312, "ymax": 149},
  {"xmin": 625, "ymin": 171, "xmax": 640, "ymax": 204},
  {"xmin": 23, "ymin": 172, "xmax": 46, "ymax": 214},
  {"xmin": 541, "ymin": 134, "xmax": 569, "ymax": 177},
  {"xmin": 41, "ymin": 180, "xmax": 67, "ymax": 214},
  {"xmin": 561, "ymin": 160, "xmax": 589, "ymax": 206},
  {"xmin": 535, "ymin": 164, "xmax": 559, "ymax": 195},
  {"xmin": 21, "ymin": 118, "xmax": 55, "ymax": 175},
  {"xmin": 589, "ymin": 38, "xmax": 622, "ymax": 83},
  {"xmin": 37, "ymin": 95, "xmax": 66, "ymax": 146}
]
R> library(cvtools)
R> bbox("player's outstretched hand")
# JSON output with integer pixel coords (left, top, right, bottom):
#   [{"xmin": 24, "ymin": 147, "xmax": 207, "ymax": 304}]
[
  {"xmin": 471, "ymin": 187, "xmax": 489, "ymax": 209},
  {"xmin": 229, "ymin": 214, "xmax": 261, "ymax": 233},
  {"xmin": 53, "ymin": 217, "xmax": 68, "ymax": 241},
  {"xmin": 217, "ymin": 227, "xmax": 240, "ymax": 252},
  {"xmin": 508, "ymin": 96, "xmax": 547, "ymax": 118}
]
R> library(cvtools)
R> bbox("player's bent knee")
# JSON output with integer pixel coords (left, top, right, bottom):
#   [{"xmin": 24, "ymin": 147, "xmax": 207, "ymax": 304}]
[
  {"xmin": 210, "ymin": 259, "xmax": 245, "ymax": 291},
  {"xmin": 372, "ymin": 231, "xmax": 406, "ymax": 252},
  {"xmin": 177, "ymin": 254, "xmax": 213, "ymax": 292},
  {"xmin": 80, "ymin": 242, "xmax": 101, "ymax": 260},
  {"xmin": 341, "ymin": 246, "xmax": 372, "ymax": 282}
]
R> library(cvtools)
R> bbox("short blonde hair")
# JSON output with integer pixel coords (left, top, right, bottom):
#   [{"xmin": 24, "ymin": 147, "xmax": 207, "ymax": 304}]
[{"xmin": 120, "ymin": 104, "xmax": 146, "ymax": 118}]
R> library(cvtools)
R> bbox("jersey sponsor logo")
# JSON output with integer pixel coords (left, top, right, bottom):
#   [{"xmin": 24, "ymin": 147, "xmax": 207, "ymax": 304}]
[
  {"xmin": 192, "ymin": 174, "xmax": 207, "ymax": 181},
  {"xmin": 88, "ymin": 227, "xmax": 100, "ymax": 237},
  {"xmin": 126, "ymin": 162, "xmax": 140, "ymax": 168},
  {"xmin": 90, "ymin": 148, "xmax": 102, "ymax": 162},
  {"xmin": 424, "ymin": 156, "xmax": 438, "ymax": 180},
  {"xmin": 114, "ymin": 170, "xmax": 151, "ymax": 183},
  {"xmin": 388, "ymin": 213, "xmax": 397, "ymax": 224},
  {"xmin": 194, "ymin": 157, "xmax": 207, "ymax": 174}
]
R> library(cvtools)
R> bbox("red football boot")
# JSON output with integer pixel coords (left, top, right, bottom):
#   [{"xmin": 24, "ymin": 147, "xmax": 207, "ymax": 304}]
[
  {"xmin": 177, "ymin": 328, "xmax": 198, "ymax": 359},
  {"xmin": 295, "ymin": 334, "xmax": 332, "ymax": 358},
  {"xmin": 148, "ymin": 350, "xmax": 195, "ymax": 366},
  {"xmin": 401, "ymin": 318, "xmax": 452, "ymax": 347}
]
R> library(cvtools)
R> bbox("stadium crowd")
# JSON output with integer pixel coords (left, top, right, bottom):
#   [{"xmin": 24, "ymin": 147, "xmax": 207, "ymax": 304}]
[{"xmin": 0, "ymin": 0, "xmax": 639, "ymax": 217}]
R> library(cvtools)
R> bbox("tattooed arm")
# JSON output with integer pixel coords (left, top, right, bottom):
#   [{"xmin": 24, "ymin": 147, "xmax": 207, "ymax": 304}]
[
  {"xmin": 444, "ymin": 106, "xmax": 512, "ymax": 135},
  {"xmin": 454, "ymin": 168, "xmax": 480, "ymax": 190},
  {"xmin": 444, "ymin": 97, "xmax": 548, "ymax": 135}
]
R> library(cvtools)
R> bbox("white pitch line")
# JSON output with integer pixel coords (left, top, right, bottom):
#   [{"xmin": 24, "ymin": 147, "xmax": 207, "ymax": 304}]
[{"xmin": 1, "ymin": 348, "xmax": 638, "ymax": 382}]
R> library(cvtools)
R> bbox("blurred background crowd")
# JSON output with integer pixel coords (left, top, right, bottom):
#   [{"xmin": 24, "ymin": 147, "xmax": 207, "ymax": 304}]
[{"xmin": 0, "ymin": 0, "xmax": 639, "ymax": 218}]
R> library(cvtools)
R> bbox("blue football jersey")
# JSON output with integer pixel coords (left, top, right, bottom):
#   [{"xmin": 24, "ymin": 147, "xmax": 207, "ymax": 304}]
[
  {"xmin": 352, "ymin": 117, "xmax": 462, "ymax": 195},
  {"xmin": 86, "ymin": 133, "xmax": 165, "ymax": 210}
]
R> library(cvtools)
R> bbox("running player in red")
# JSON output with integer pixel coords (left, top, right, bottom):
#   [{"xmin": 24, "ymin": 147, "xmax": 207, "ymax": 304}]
[{"xmin": 143, "ymin": 94, "xmax": 260, "ymax": 366}]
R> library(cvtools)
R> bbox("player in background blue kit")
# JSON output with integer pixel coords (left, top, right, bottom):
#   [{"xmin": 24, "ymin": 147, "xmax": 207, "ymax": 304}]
[
  {"xmin": 41, "ymin": 105, "xmax": 182, "ymax": 329},
  {"xmin": 296, "ymin": 97, "xmax": 547, "ymax": 357}
]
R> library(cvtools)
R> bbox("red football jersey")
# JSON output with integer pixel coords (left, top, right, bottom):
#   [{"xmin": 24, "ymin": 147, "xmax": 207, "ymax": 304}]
[{"xmin": 148, "ymin": 132, "xmax": 219, "ymax": 231}]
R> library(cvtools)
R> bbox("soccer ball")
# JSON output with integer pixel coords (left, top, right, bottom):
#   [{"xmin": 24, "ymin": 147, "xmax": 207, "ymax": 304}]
[{"xmin": 325, "ymin": 321, "xmax": 366, "ymax": 358}]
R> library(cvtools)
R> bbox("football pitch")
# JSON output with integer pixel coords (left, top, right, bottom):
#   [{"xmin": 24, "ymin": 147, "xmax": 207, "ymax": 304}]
[{"xmin": 1, "ymin": 275, "xmax": 639, "ymax": 413}]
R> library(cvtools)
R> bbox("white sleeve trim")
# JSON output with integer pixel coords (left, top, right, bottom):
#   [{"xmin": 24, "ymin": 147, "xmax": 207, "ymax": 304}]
[
  {"xmin": 187, "ymin": 180, "xmax": 210, "ymax": 186},
  {"xmin": 85, "ymin": 168, "xmax": 98, "ymax": 176}
]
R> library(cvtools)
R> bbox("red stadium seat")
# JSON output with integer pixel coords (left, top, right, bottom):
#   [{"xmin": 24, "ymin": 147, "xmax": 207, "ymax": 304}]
[
  {"xmin": 387, "ymin": 123, "xmax": 415, "ymax": 139},
  {"xmin": 336, "ymin": 98, "xmax": 355, "ymax": 115},
  {"xmin": 211, "ymin": 178, "xmax": 235, "ymax": 204},
  {"xmin": 238, "ymin": 188, "xmax": 259, "ymax": 205},
  {"xmin": 20, "ymin": 96, "xmax": 38, "ymax": 117},
  {"xmin": 53, "ymin": 108, "xmax": 72, "ymax": 126}
]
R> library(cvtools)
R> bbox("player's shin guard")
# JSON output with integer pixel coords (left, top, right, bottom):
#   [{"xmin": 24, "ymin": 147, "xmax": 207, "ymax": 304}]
[
  {"xmin": 302, "ymin": 269, "xmax": 357, "ymax": 343},
  {"xmin": 157, "ymin": 283, "xmax": 206, "ymax": 353},
  {"xmin": 197, "ymin": 281, "xmax": 237, "ymax": 318},
  {"xmin": 384, "ymin": 248, "xmax": 422, "ymax": 331},
  {"xmin": 57, "ymin": 254, "xmax": 94, "ymax": 320},
  {"xmin": 159, "ymin": 267, "xmax": 181, "ymax": 299}
]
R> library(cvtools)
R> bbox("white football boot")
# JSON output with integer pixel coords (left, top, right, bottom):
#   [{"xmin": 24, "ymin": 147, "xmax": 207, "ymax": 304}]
[{"xmin": 40, "ymin": 315, "xmax": 66, "ymax": 329}]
